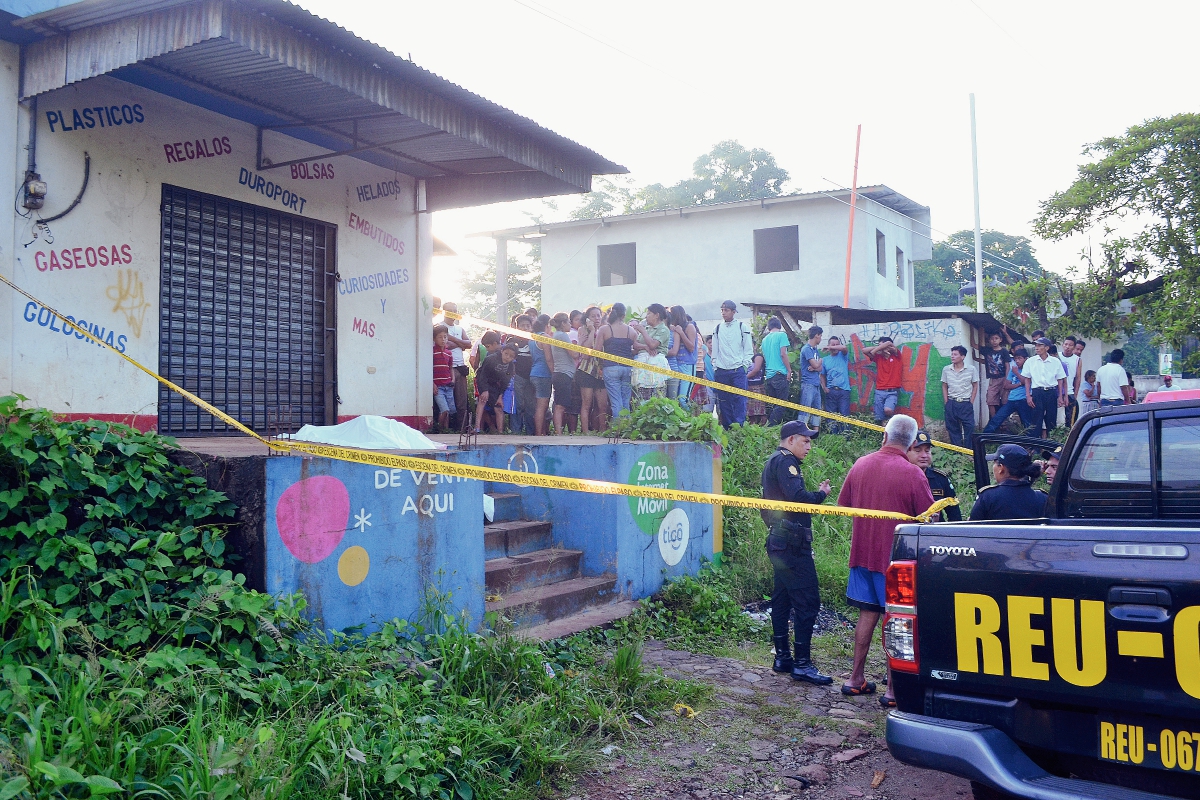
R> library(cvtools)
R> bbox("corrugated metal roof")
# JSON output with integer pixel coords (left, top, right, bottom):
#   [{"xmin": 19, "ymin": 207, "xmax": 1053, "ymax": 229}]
[
  {"xmin": 15, "ymin": 0, "xmax": 625, "ymax": 209},
  {"xmin": 476, "ymin": 185, "xmax": 929, "ymax": 238}
]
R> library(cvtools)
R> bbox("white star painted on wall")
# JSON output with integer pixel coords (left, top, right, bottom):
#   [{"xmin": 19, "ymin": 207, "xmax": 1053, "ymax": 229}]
[{"xmin": 353, "ymin": 508, "xmax": 372, "ymax": 533}]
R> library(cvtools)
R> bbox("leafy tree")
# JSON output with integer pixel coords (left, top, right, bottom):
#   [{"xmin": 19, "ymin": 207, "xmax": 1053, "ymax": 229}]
[
  {"xmin": 1031, "ymin": 113, "xmax": 1200, "ymax": 366},
  {"xmin": 929, "ymin": 229, "xmax": 1043, "ymax": 285},
  {"xmin": 986, "ymin": 276, "xmax": 1065, "ymax": 338},
  {"xmin": 633, "ymin": 141, "xmax": 790, "ymax": 210},
  {"xmin": 570, "ymin": 176, "xmax": 636, "ymax": 220},
  {"xmin": 1122, "ymin": 325, "xmax": 1160, "ymax": 375},
  {"xmin": 913, "ymin": 260, "xmax": 960, "ymax": 307},
  {"xmin": 460, "ymin": 237, "xmax": 542, "ymax": 320}
]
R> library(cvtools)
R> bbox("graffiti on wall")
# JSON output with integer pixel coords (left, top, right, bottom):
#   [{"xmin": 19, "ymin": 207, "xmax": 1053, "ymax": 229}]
[
  {"xmin": 845, "ymin": 333, "xmax": 951, "ymax": 425},
  {"xmin": 853, "ymin": 319, "xmax": 958, "ymax": 345},
  {"xmin": 106, "ymin": 269, "xmax": 151, "ymax": 338}
]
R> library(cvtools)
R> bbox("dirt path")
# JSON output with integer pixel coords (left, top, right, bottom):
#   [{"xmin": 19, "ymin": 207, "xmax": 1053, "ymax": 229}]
[{"xmin": 564, "ymin": 636, "xmax": 972, "ymax": 800}]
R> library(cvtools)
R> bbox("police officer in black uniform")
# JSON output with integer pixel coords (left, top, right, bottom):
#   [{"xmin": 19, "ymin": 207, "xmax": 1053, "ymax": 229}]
[
  {"xmin": 970, "ymin": 443, "xmax": 1049, "ymax": 521},
  {"xmin": 1039, "ymin": 444, "xmax": 1063, "ymax": 485},
  {"xmin": 906, "ymin": 429, "xmax": 962, "ymax": 522},
  {"xmin": 761, "ymin": 420, "xmax": 834, "ymax": 684}
]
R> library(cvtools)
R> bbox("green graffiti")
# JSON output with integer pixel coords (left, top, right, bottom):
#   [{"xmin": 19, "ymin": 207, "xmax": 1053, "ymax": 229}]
[{"xmin": 924, "ymin": 348, "xmax": 953, "ymax": 421}]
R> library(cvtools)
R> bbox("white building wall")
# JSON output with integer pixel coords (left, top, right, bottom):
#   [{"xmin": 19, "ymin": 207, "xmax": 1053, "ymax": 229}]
[
  {"xmin": 0, "ymin": 41, "xmax": 18, "ymax": 397},
  {"xmin": 6, "ymin": 75, "xmax": 429, "ymax": 427},
  {"xmin": 540, "ymin": 196, "xmax": 922, "ymax": 327}
]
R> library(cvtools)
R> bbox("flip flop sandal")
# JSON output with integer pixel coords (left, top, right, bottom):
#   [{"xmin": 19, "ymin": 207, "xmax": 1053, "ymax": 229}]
[
  {"xmin": 879, "ymin": 695, "xmax": 897, "ymax": 709},
  {"xmin": 840, "ymin": 680, "xmax": 877, "ymax": 696}
]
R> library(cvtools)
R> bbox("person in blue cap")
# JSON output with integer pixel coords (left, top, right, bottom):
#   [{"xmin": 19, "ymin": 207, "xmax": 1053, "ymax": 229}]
[
  {"xmin": 906, "ymin": 429, "xmax": 962, "ymax": 522},
  {"xmin": 970, "ymin": 443, "xmax": 1048, "ymax": 521},
  {"xmin": 761, "ymin": 420, "xmax": 834, "ymax": 684}
]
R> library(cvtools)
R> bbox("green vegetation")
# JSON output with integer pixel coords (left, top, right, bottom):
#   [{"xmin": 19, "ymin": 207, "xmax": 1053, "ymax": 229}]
[
  {"xmin": 625, "ymin": 415, "xmax": 978, "ymax": 656},
  {"xmin": 0, "ymin": 398, "xmax": 703, "ymax": 800},
  {"xmin": 605, "ymin": 397, "xmax": 724, "ymax": 444}
]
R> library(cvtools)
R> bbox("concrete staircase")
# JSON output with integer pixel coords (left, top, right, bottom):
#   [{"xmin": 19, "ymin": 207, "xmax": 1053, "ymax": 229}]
[{"xmin": 484, "ymin": 491, "xmax": 635, "ymax": 639}]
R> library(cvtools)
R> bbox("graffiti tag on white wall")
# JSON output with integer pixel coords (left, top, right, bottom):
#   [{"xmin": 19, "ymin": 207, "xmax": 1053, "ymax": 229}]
[
  {"xmin": 106, "ymin": 269, "xmax": 151, "ymax": 338},
  {"xmin": 854, "ymin": 319, "xmax": 958, "ymax": 344}
]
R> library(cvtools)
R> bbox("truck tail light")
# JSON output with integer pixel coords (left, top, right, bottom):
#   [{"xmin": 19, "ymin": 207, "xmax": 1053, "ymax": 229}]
[
  {"xmin": 883, "ymin": 560, "xmax": 918, "ymax": 674},
  {"xmin": 886, "ymin": 560, "xmax": 916, "ymax": 607}
]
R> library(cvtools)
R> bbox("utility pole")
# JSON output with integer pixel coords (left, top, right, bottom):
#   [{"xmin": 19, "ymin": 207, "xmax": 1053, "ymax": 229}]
[
  {"xmin": 495, "ymin": 237, "xmax": 508, "ymax": 324},
  {"xmin": 842, "ymin": 124, "xmax": 862, "ymax": 309},
  {"xmin": 970, "ymin": 94, "xmax": 984, "ymax": 313}
]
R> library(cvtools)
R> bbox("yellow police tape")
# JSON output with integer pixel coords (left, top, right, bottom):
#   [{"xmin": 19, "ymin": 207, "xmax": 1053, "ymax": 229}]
[
  {"xmin": 0, "ymin": 275, "xmax": 957, "ymax": 523},
  {"xmin": 437, "ymin": 308, "xmax": 974, "ymax": 457}
]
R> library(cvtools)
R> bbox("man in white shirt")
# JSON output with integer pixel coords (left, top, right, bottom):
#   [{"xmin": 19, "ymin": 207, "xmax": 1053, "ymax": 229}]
[
  {"xmin": 1022, "ymin": 337, "xmax": 1067, "ymax": 435},
  {"xmin": 940, "ymin": 345, "xmax": 979, "ymax": 447},
  {"xmin": 712, "ymin": 300, "xmax": 754, "ymax": 428},
  {"xmin": 1059, "ymin": 336, "xmax": 1082, "ymax": 426},
  {"xmin": 442, "ymin": 302, "xmax": 472, "ymax": 429},
  {"xmin": 1095, "ymin": 348, "xmax": 1131, "ymax": 407}
]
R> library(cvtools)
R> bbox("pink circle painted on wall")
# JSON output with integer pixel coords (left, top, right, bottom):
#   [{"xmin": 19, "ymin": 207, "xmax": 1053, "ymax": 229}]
[{"xmin": 275, "ymin": 476, "xmax": 351, "ymax": 563}]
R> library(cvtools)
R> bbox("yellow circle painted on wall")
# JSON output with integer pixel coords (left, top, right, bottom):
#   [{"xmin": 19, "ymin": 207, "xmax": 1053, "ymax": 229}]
[{"xmin": 337, "ymin": 546, "xmax": 370, "ymax": 586}]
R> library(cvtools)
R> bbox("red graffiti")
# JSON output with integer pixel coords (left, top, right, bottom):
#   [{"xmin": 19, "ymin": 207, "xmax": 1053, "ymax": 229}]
[{"xmin": 847, "ymin": 334, "xmax": 933, "ymax": 426}]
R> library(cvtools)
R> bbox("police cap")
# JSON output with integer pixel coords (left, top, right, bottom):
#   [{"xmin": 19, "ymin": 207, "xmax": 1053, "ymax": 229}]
[
  {"xmin": 911, "ymin": 429, "xmax": 933, "ymax": 448},
  {"xmin": 1042, "ymin": 444, "xmax": 1063, "ymax": 462},
  {"xmin": 987, "ymin": 443, "xmax": 1034, "ymax": 471},
  {"xmin": 781, "ymin": 420, "xmax": 820, "ymax": 440}
]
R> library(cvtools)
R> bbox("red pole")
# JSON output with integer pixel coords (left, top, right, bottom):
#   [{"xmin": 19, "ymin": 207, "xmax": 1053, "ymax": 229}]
[{"xmin": 842, "ymin": 124, "xmax": 862, "ymax": 308}]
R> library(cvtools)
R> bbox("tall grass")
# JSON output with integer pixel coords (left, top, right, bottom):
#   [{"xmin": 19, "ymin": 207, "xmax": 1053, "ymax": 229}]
[{"xmin": 0, "ymin": 587, "xmax": 703, "ymax": 800}]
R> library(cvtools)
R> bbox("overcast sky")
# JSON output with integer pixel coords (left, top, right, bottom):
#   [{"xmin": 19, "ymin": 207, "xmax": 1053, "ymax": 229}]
[{"xmin": 300, "ymin": 0, "xmax": 1199, "ymax": 300}]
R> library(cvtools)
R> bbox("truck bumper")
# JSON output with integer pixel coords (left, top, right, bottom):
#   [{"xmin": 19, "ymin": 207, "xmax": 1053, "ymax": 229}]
[{"xmin": 886, "ymin": 711, "xmax": 1175, "ymax": 800}]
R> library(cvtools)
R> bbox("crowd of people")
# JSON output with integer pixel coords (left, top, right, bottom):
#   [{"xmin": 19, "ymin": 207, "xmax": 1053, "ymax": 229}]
[
  {"xmin": 436, "ymin": 300, "xmax": 1172, "ymax": 443},
  {"xmin": 434, "ymin": 301, "xmax": 713, "ymax": 436},
  {"xmin": 972, "ymin": 329, "xmax": 1153, "ymax": 445}
]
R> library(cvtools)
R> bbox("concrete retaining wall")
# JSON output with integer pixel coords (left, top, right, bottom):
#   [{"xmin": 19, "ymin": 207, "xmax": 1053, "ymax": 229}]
[
  {"xmin": 264, "ymin": 451, "xmax": 484, "ymax": 635},
  {"xmin": 258, "ymin": 440, "xmax": 715, "ymax": 636}
]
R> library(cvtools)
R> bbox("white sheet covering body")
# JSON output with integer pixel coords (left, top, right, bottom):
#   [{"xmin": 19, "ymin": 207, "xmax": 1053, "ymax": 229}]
[{"xmin": 291, "ymin": 415, "xmax": 446, "ymax": 451}]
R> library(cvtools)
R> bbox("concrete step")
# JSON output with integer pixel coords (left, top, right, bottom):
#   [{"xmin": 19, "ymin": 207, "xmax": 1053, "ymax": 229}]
[
  {"xmin": 484, "ymin": 519, "xmax": 553, "ymax": 560},
  {"xmin": 520, "ymin": 600, "xmax": 640, "ymax": 641},
  {"xmin": 485, "ymin": 492, "xmax": 523, "ymax": 523},
  {"xmin": 485, "ymin": 547, "xmax": 581, "ymax": 594},
  {"xmin": 486, "ymin": 575, "xmax": 618, "ymax": 629}
]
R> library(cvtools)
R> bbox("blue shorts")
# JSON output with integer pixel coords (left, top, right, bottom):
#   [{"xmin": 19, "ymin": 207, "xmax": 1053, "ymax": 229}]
[
  {"xmin": 434, "ymin": 384, "xmax": 456, "ymax": 415},
  {"xmin": 846, "ymin": 566, "xmax": 887, "ymax": 613},
  {"xmin": 531, "ymin": 375, "xmax": 553, "ymax": 399},
  {"xmin": 873, "ymin": 389, "xmax": 899, "ymax": 421}
]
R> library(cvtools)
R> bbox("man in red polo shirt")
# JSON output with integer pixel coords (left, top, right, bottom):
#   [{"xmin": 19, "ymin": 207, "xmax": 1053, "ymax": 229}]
[
  {"xmin": 836, "ymin": 414, "xmax": 935, "ymax": 707},
  {"xmin": 862, "ymin": 336, "xmax": 903, "ymax": 421}
]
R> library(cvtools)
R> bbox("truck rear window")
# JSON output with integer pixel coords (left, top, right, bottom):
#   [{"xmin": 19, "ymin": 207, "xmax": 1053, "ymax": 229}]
[
  {"xmin": 1160, "ymin": 418, "xmax": 1200, "ymax": 485},
  {"xmin": 1064, "ymin": 414, "xmax": 1200, "ymax": 520},
  {"xmin": 1070, "ymin": 421, "xmax": 1151, "ymax": 487},
  {"xmin": 1159, "ymin": 416, "xmax": 1200, "ymax": 519}
]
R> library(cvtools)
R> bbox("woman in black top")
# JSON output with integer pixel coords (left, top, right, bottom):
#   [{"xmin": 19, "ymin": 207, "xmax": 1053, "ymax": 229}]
[{"xmin": 970, "ymin": 444, "xmax": 1048, "ymax": 521}]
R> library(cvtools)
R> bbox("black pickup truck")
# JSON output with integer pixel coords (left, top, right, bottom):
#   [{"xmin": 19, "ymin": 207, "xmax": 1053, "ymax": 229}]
[{"xmin": 884, "ymin": 397, "xmax": 1200, "ymax": 800}]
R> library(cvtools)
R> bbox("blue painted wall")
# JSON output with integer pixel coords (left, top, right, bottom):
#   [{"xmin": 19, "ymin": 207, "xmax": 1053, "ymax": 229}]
[
  {"xmin": 472, "ymin": 441, "xmax": 715, "ymax": 600},
  {"xmin": 265, "ymin": 451, "xmax": 484, "ymax": 635}
]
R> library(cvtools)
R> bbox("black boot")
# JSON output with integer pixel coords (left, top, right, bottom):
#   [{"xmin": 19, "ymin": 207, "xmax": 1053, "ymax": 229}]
[
  {"xmin": 772, "ymin": 635, "xmax": 793, "ymax": 673},
  {"xmin": 791, "ymin": 658, "xmax": 833, "ymax": 685}
]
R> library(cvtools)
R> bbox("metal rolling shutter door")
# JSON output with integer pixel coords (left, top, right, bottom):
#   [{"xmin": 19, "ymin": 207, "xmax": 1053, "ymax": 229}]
[{"xmin": 158, "ymin": 185, "xmax": 336, "ymax": 436}]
